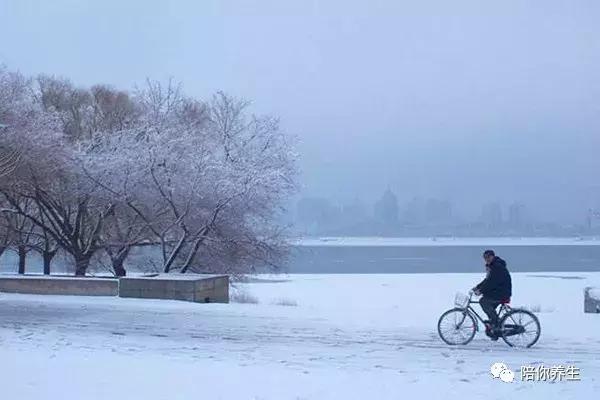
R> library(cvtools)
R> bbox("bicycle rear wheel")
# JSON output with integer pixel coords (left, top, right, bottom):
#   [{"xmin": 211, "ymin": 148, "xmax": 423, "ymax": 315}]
[
  {"xmin": 437, "ymin": 308, "xmax": 477, "ymax": 345},
  {"xmin": 500, "ymin": 309, "xmax": 541, "ymax": 348}
]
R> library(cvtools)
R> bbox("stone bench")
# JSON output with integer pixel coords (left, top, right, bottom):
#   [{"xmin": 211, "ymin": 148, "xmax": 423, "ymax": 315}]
[
  {"xmin": 119, "ymin": 274, "xmax": 229, "ymax": 303},
  {"xmin": 584, "ymin": 287, "xmax": 600, "ymax": 313},
  {"xmin": 0, "ymin": 275, "xmax": 118, "ymax": 296}
]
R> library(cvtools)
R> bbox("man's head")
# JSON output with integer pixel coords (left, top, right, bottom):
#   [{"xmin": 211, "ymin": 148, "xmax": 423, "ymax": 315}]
[{"xmin": 483, "ymin": 249, "xmax": 496, "ymax": 265}]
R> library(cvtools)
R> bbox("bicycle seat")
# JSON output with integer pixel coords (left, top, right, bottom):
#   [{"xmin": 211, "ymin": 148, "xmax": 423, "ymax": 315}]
[{"xmin": 499, "ymin": 298, "xmax": 511, "ymax": 304}]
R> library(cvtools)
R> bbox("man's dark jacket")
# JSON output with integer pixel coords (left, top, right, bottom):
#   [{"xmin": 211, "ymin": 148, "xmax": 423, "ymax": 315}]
[{"xmin": 476, "ymin": 257, "xmax": 512, "ymax": 300}]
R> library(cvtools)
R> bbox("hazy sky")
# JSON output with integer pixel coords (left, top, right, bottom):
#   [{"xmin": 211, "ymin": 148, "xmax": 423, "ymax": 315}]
[{"xmin": 1, "ymin": 0, "xmax": 599, "ymax": 222}]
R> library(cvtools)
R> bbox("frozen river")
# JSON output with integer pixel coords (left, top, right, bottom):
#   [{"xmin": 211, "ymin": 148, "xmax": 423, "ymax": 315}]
[
  {"xmin": 286, "ymin": 237, "xmax": 600, "ymax": 273},
  {"xmin": 2, "ymin": 237, "xmax": 600, "ymax": 275}
]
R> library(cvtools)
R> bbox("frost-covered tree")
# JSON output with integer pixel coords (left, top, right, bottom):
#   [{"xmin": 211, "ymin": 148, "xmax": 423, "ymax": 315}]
[
  {"xmin": 0, "ymin": 69, "xmax": 112, "ymax": 275},
  {"xmin": 0, "ymin": 110, "xmax": 113, "ymax": 275},
  {"xmin": 0, "ymin": 67, "xmax": 297, "ymax": 276},
  {"xmin": 0, "ymin": 66, "xmax": 26, "ymax": 178},
  {"xmin": 89, "ymin": 82, "xmax": 297, "ymax": 274},
  {"xmin": 0, "ymin": 148, "xmax": 20, "ymax": 178}
]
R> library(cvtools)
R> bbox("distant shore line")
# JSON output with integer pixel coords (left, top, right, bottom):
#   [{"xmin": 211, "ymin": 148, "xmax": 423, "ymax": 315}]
[{"xmin": 292, "ymin": 236, "xmax": 600, "ymax": 247}]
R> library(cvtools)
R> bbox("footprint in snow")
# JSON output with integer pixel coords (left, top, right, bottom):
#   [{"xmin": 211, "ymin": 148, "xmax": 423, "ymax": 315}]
[{"xmin": 20, "ymin": 332, "xmax": 34, "ymax": 340}]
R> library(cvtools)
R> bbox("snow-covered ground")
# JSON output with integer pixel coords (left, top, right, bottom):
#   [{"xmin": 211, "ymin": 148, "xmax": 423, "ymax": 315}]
[{"xmin": 1, "ymin": 273, "xmax": 599, "ymax": 399}]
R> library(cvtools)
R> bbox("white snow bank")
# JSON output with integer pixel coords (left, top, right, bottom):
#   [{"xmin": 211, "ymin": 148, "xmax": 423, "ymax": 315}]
[
  {"xmin": 0, "ymin": 274, "xmax": 115, "ymax": 281},
  {"xmin": 120, "ymin": 273, "xmax": 225, "ymax": 281}
]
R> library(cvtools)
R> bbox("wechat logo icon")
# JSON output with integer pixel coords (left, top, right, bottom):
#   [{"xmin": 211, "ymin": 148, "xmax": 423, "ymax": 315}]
[{"xmin": 491, "ymin": 362, "xmax": 515, "ymax": 383}]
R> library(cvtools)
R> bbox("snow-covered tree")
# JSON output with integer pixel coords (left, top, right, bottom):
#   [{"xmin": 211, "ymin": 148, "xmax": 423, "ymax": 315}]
[
  {"xmin": 0, "ymin": 68, "xmax": 297, "ymax": 276},
  {"xmin": 0, "ymin": 69, "xmax": 112, "ymax": 275},
  {"xmin": 88, "ymin": 82, "xmax": 297, "ymax": 274}
]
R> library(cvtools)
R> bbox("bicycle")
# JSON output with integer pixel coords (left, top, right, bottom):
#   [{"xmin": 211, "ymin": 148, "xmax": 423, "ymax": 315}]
[{"xmin": 437, "ymin": 291, "xmax": 541, "ymax": 348}]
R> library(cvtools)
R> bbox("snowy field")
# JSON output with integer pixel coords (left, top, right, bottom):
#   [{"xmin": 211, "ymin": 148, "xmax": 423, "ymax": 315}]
[{"xmin": 1, "ymin": 273, "xmax": 599, "ymax": 399}]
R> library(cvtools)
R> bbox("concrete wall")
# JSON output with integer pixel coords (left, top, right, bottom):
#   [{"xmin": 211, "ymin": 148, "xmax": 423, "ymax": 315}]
[
  {"xmin": 0, "ymin": 275, "xmax": 118, "ymax": 296},
  {"xmin": 584, "ymin": 287, "xmax": 600, "ymax": 313},
  {"xmin": 119, "ymin": 274, "xmax": 229, "ymax": 303},
  {"xmin": 0, "ymin": 274, "xmax": 229, "ymax": 303}
]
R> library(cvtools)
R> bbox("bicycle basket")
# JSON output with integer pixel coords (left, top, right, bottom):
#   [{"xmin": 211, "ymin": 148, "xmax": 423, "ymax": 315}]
[{"xmin": 454, "ymin": 292, "xmax": 469, "ymax": 308}]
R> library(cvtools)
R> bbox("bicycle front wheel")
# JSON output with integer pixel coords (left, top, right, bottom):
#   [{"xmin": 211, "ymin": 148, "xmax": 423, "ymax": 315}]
[
  {"xmin": 500, "ymin": 309, "xmax": 541, "ymax": 348},
  {"xmin": 437, "ymin": 308, "xmax": 477, "ymax": 345}
]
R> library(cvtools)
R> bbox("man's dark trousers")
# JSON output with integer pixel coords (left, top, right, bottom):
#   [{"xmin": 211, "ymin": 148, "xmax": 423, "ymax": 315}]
[{"xmin": 480, "ymin": 297, "xmax": 501, "ymax": 326}]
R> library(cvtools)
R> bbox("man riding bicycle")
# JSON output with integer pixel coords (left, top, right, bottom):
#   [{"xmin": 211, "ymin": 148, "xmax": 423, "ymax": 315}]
[{"xmin": 472, "ymin": 250, "xmax": 512, "ymax": 340}]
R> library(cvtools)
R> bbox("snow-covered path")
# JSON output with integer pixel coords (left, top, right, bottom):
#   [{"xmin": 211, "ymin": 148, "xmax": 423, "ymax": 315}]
[{"xmin": 1, "ymin": 273, "xmax": 599, "ymax": 399}]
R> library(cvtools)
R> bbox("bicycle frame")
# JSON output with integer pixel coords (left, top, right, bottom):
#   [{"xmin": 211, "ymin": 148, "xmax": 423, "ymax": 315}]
[{"xmin": 458, "ymin": 294, "xmax": 511, "ymax": 331}]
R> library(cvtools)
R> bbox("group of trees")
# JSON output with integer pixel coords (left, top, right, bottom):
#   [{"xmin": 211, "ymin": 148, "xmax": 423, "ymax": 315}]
[{"xmin": 0, "ymin": 66, "xmax": 297, "ymax": 276}]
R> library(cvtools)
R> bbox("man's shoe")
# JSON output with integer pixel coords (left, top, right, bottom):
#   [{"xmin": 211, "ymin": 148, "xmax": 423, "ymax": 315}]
[{"xmin": 484, "ymin": 322, "xmax": 499, "ymax": 341}]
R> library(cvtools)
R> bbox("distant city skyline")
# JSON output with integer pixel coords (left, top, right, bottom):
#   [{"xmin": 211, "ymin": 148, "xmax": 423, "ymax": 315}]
[{"xmin": 293, "ymin": 187, "xmax": 596, "ymax": 237}]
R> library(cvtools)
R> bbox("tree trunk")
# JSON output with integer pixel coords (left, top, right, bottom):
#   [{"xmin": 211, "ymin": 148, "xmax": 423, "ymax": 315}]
[
  {"xmin": 111, "ymin": 252, "xmax": 128, "ymax": 277},
  {"xmin": 180, "ymin": 232, "xmax": 208, "ymax": 274},
  {"xmin": 42, "ymin": 250, "xmax": 57, "ymax": 275},
  {"xmin": 107, "ymin": 247, "xmax": 130, "ymax": 277},
  {"xmin": 74, "ymin": 255, "xmax": 91, "ymax": 276},
  {"xmin": 163, "ymin": 233, "xmax": 187, "ymax": 273},
  {"xmin": 18, "ymin": 246, "xmax": 26, "ymax": 274},
  {"xmin": 113, "ymin": 264, "xmax": 126, "ymax": 277}
]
